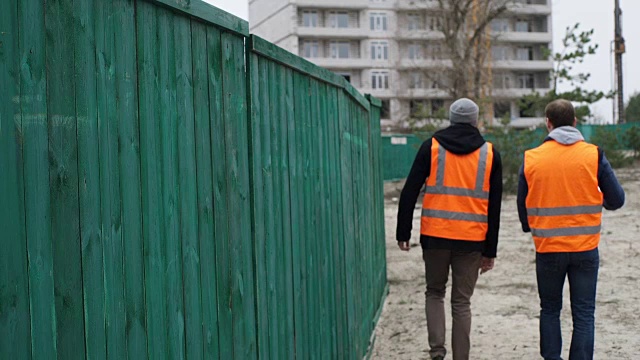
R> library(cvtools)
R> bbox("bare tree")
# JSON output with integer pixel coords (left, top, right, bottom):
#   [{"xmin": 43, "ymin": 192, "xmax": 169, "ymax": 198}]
[
  {"xmin": 439, "ymin": 0, "xmax": 511, "ymax": 98},
  {"xmin": 402, "ymin": 0, "xmax": 514, "ymax": 123}
]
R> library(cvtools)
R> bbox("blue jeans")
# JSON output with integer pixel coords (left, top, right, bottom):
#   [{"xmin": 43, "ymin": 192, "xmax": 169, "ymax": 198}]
[{"xmin": 536, "ymin": 248, "xmax": 599, "ymax": 360}]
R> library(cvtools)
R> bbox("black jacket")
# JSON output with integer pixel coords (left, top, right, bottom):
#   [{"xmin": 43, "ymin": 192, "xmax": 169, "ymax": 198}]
[{"xmin": 395, "ymin": 124, "xmax": 503, "ymax": 258}]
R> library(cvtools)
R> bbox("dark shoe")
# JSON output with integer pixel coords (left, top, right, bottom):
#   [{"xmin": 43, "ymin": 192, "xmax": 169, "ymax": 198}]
[{"xmin": 432, "ymin": 356, "xmax": 444, "ymax": 360}]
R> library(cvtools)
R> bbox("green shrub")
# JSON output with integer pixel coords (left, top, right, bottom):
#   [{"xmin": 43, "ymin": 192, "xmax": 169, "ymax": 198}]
[
  {"xmin": 590, "ymin": 126, "xmax": 632, "ymax": 168},
  {"xmin": 622, "ymin": 125, "xmax": 640, "ymax": 158},
  {"xmin": 485, "ymin": 123, "xmax": 546, "ymax": 194}
]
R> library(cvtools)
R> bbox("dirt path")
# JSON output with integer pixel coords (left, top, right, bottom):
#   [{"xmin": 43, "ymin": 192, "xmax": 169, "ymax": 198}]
[{"xmin": 371, "ymin": 166, "xmax": 640, "ymax": 359}]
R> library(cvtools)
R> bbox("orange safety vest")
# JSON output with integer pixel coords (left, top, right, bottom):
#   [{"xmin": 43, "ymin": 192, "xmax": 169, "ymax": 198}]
[
  {"xmin": 524, "ymin": 140, "xmax": 603, "ymax": 253},
  {"xmin": 420, "ymin": 138, "xmax": 493, "ymax": 241}
]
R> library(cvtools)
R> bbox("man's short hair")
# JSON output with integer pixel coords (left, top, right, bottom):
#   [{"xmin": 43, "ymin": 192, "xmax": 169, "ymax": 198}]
[{"xmin": 545, "ymin": 99, "xmax": 575, "ymax": 128}]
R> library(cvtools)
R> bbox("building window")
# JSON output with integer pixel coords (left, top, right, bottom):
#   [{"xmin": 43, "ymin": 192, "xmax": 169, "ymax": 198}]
[
  {"xmin": 329, "ymin": 41, "xmax": 351, "ymax": 59},
  {"xmin": 427, "ymin": 43, "xmax": 442, "ymax": 60},
  {"xmin": 426, "ymin": 16, "xmax": 443, "ymax": 31},
  {"xmin": 370, "ymin": 12, "xmax": 388, "ymax": 31},
  {"xmin": 410, "ymin": 100, "xmax": 428, "ymax": 117},
  {"xmin": 515, "ymin": 19, "xmax": 530, "ymax": 32},
  {"xmin": 491, "ymin": 46, "xmax": 510, "ymax": 60},
  {"xmin": 517, "ymin": 73, "xmax": 535, "ymax": 89},
  {"xmin": 302, "ymin": 10, "xmax": 319, "ymax": 27},
  {"xmin": 408, "ymin": 43, "xmax": 423, "ymax": 60},
  {"xmin": 494, "ymin": 101, "xmax": 511, "ymax": 119},
  {"xmin": 328, "ymin": 11, "xmax": 350, "ymax": 28},
  {"xmin": 431, "ymin": 74, "xmax": 443, "ymax": 89},
  {"xmin": 371, "ymin": 40, "xmax": 389, "ymax": 60},
  {"xmin": 380, "ymin": 100, "xmax": 390, "ymax": 118},
  {"xmin": 407, "ymin": 13, "xmax": 422, "ymax": 30},
  {"xmin": 302, "ymin": 40, "xmax": 319, "ymax": 58},
  {"xmin": 431, "ymin": 99, "xmax": 445, "ymax": 114},
  {"xmin": 371, "ymin": 70, "xmax": 389, "ymax": 89},
  {"xmin": 408, "ymin": 72, "xmax": 423, "ymax": 89},
  {"xmin": 491, "ymin": 19, "xmax": 510, "ymax": 32},
  {"xmin": 516, "ymin": 46, "xmax": 533, "ymax": 60},
  {"xmin": 336, "ymin": 71, "xmax": 352, "ymax": 82},
  {"xmin": 493, "ymin": 73, "xmax": 513, "ymax": 89}
]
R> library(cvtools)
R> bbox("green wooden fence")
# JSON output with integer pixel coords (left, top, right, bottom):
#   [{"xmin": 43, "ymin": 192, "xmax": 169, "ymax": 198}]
[{"xmin": 0, "ymin": 0, "xmax": 387, "ymax": 359}]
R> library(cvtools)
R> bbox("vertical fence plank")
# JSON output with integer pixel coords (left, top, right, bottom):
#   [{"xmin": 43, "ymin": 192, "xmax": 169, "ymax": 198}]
[
  {"xmin": 207, "ymin": 26, "xmax": 233, "ymax": 359},
  {"xmin": 156, "ymin": 9, "xmax": 186, "ymax": 360},
  {"xmin": 290, "ymin": 71, "xmax": 307, "ymax": 359},
  {"xmin": 318, "ymin": 83, "xmax": 338, "ymax": 359},
  {"xmin": 339, "ymin": 93, "xmax": 356, "ymax": 359},
  {"xmin": 267, "ymin": 59, "xmax": 282, "ymax": 360},
  {"xmin": 191, "ymin": 19, "xmax": 220, "ymax": 360},
  {"xmin": 95, "ymin": 0, "xmax": 127, "ymax": 357},
  {"xmin": 74, "ymin": 0, "xmax": 106, "ymax": 358},
  {"xmin": 251, "ymin": 55, "xmax": 271, "ymax": 359},
  {"xmin": 18, "ymin": 0, "xmax": 57, "ymax": 356},
  {"xmin": 301, "ymin": 75, "xmax": 316, "ymax": 359},
  {"xmin": 313, "ymin": 80, "xmax": 325, "ymax": 359},
  {"xmin": 136, "ymin": 3, "xmax": 168, "ymax": 358},
  {"xmin": 113, "ymin": 0, "xmax": 148, "ymax": 357},
  {"xmin": 327, "ymin": 87, "xmax": 348, "ymax": 360},
  {"xmin": 0, "ymin": 0, "xmax": 31, "ymax": 357},
  {"xmin": 174, "ymin": 15, "xmax": 203, "ymax": 360},
  {"xmin": 281, "ymin": 67, "xmax": 296, "ymax": 360},
  {"xmin": 45, "ymin": 0, "xmax": 86, "ymax": 357},
  {"xmin": 221, "ymin": 31, "xmax": 257, "ymax": 359}
]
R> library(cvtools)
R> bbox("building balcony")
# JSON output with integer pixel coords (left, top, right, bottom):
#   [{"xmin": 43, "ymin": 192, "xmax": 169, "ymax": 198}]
[
  {"xmin": 297, "ymin": 26, "xmax": 370, "ymax": 39},
  {"xmin": 397, "ymin": 30, "xmax": 445, "ymax": 40},
  {"xmin": 492, "ymin": 60, "xmax": 553, "ymax": 71},
  {"xmin": 492, "ymin": 87, "xmax": 551, "ymax": 98},
  {"xmin": 396, "ymin": 88, "xmax": 451, "ymax": 99},
  {"xmin": 506, "ymin": 3, "xmax": 552, "ymax": 15},
  {"xmin": 398, "ymin": 59, "xmax": 453, "ymax": 69},
  {"xmin": 494, "ymin": 31, "xmax": 553, "ymax": 43},
  {"xmin": 356, "ymin": 88, "xmax": 395, "ymax": 98},
  {"xmin": 296, "ymin": 0, "xmax": 369, "ymax": 9},
  {"xmin": 396, "ymin": 0, "xmax": 440, "ymax": 10},
  {"xmin": 509, "ymin": 117, "xmax": 545, "ymax": 128},
  {"xmin": 306, "ymin": 57, "xmax": 373, "ymax": 69}
]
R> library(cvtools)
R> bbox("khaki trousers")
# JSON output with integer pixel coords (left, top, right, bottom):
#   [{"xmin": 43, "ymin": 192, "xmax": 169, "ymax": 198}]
[{"xmin": 422, "ymin": 249, "xmax": 482, "ymax": 360}]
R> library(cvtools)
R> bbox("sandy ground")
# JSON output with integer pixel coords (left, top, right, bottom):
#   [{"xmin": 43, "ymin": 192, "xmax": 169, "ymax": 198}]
[{"xmin": 371, "ymin": 165, "xmax": 640, "ymax": 360}]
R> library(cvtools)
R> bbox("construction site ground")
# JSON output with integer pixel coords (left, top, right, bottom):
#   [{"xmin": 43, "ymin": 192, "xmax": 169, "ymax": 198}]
[{"xmin": 372, "ymin": 165, "xmax": 640, "ymax": 359}]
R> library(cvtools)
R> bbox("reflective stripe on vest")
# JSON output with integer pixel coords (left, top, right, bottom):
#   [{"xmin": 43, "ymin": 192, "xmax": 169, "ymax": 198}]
[
  {"xmin": 421, "ymin": 209, "xmax": 488, "ymax": 222},
  {"xmin": 425, "ymin": 142, "xmax": 490, "ymax": 200},
  {"xmin": 527, "ymin": 205, "xmax": 602, "ymax": 217},
  {"xmin": 531, "ymin": 225, "xmax": 601, "ymax": 238},
  {"xmin": 524, "ymin": 140, "xmax": 603, "ymax": 253},
  {"xmin": 420, "ymin": 139, "xmax": 493, "ymax": 241}
]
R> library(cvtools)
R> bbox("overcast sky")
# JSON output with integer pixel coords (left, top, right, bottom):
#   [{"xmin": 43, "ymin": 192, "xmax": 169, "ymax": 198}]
[{"xmin": 205, "ymin": 0, "xmax": 638, "ymax": 123}]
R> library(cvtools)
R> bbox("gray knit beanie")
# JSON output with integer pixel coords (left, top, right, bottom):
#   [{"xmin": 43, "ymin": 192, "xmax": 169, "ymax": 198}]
[{"xmin": 449, "ymin": 98, "xmax": 479, "ymax": 127}]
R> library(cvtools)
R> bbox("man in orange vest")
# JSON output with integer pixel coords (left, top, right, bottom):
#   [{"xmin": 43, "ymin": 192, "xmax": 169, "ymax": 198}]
[
  {"xmin": 396, "ymin": 98, "xmax": 503, "ymax": 360},
  {"xmin": 517, "ymin": 99, "xmax": 625, "ymax": 360}
]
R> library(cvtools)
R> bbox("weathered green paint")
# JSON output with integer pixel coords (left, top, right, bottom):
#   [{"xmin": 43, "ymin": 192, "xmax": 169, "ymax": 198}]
[
  {"xmin": 114, "ymin": 0, "xmax": 148, "ymax": 357},
  {"xmin": 175, "ymin": 15, "xmax": 203, "ymax": 360},
  {"xmin": 150, "ymin": 0, "xmax": 249, "ymax": 36},
  {"xmin": 46, "ymin": 0, "xmax": 87, "ymax": 357},
  {"xmin": 192, "ymin": 19, "xmax": 220, "ymax": 359},
  {"xmin": 0, "ymin": 0, "xmax": 31, "ymax": 358},
  {"xmin": 95, "ymin": 0, "xmax": 127, "ymax": 357},
  {"xmin": 137, "ymin": 2, "xmax": 169, "ymax": 358},
  {"xmin": 1, "ymin": 1, "xmax": 386, "ymax": 359},
  {"xmin": 18, "ymin": 0, "xmax": 58, "ymax": 356},
  {"xmin": 75, "ymin": 0, "xmax": 106, "ymax": 358}
]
